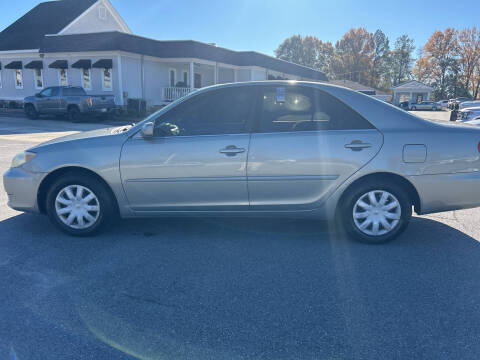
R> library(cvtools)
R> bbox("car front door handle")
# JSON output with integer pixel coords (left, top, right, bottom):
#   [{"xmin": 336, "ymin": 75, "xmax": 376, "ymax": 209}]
[
  {"xmin": 220, "ymin": 145, "xmax": 246, "ymax": 156},
  {"xmin": 345, "ymin": 141, "xmax": 372, "ymax": 151}
]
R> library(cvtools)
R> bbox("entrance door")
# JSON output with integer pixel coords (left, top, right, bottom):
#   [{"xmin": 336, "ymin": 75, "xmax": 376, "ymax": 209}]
[
  {"xmin": 247, "ymin": 85, "xmax": 383, "ymax": 210},
  {"xmin": 120, "ymin": 85, "xmax": 256, "ymax": 213},
  {"xmin": 194, "ymin": 73, "xmax": 202, "ymax": 89}
]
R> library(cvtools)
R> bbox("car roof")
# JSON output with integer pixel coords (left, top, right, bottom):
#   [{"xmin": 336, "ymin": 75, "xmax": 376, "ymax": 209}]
[{"xmin": 185, "ymin": 80, "xmax": 434, "ymax": 132}]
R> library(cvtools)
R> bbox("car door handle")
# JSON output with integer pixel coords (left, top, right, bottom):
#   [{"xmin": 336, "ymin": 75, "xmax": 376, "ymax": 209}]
[
  {"xmin": 345, "ymin": 141, "xmax": 372, "ymax": 151},
  {"xmin": 220, "ymin": 145, "xmax": 246, "ymax": 156}
]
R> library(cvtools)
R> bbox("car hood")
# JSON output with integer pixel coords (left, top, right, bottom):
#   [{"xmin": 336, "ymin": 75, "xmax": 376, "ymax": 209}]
[{"xmin": 29, "ymin": 126, "xmax": 123, "ymax": 151}]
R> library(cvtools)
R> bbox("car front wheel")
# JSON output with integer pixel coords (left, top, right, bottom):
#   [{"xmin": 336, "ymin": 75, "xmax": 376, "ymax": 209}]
[
  {"xmin": 68, "ymin": 106, "xmax": 82, "ymax": 122},
  {"xmin": 340, "ymin": 182, "xmax": 412, "ymax": 244},
  {"xmin": 46, "ymin": 173, "xmax": 115, "ymax": 236}
]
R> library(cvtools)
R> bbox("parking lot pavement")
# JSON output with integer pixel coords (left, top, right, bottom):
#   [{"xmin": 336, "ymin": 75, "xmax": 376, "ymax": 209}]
[
  {"xmin": 1, "ymin": 115, "xmax": 480, "ymax": 359},
  {"xmin": 410, "ymin": 110, "xmax": 451, "ymax": 122}
]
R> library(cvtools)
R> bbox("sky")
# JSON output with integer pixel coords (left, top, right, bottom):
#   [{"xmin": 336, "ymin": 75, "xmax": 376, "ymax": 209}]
[{"xmin": 2, "ymin": 0, "xmax": 480, "ymax": 57}]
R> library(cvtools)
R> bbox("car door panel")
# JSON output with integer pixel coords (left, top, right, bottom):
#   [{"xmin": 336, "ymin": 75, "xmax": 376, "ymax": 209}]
[
  {"xmin": 248, "ymin": 130, "xmax": 382, "ymax": 210},
  {"xmin": 120, "ymin": 85, "xmax": 255, "ymax": 213},
  {"xmin": 120, "ymin": 134, "xmax": 250, "ymax": 211},
  {"xmin": 247, "ymin": 85, "xmax": 383, "ymax": 210}
]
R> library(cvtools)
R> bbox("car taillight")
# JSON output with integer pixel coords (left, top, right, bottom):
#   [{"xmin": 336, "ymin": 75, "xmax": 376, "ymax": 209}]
[{"xmin": 87, "ymin": 97, "xmax": 93, "ymax": 107}]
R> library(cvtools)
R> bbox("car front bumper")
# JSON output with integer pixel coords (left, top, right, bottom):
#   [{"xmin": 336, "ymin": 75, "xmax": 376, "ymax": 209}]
[{"xmin": 3, "ymin": 167, "xmax": 44, "ymax": 213}]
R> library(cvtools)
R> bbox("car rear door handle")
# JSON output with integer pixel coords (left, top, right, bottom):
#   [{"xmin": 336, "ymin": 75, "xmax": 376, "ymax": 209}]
[
  {"xmin": 220, "ymin": 145, "xmax": 246, "ymax": 156},
  {"xmin": 345, "ymin": 141, "xmax": 372, "ymax": 151}
]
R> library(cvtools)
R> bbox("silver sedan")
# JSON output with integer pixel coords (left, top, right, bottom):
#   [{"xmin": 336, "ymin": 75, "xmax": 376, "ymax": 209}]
[
  {"xmin": 410, "ymin": 101, "xmax": 440, "ymax": 111},
  {"xmin": 4, "ymin": 81, "xmax": 480, "ymax": 243}
]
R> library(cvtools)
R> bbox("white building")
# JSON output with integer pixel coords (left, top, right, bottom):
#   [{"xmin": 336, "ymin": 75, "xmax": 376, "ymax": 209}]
[
  {"xmin": 392, "ymin": 80, "xmax": 433, "ymax": 105},
  {"xmin": 0, "ymin": 0, "xmax": 327, "ymax": 108}
]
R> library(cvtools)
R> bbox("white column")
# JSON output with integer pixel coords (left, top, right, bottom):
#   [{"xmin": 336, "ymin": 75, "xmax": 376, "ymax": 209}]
[
  {"xmin": 189, "ymin": 61, "xmax": 194, "ymax": 91},
  {"xmin": 234, "ymin": 69, "xmax": 238, "ymax": 83},
  {"xmin": 250, "ymin": 69, "xmax": 254, "ymax": 81},
  {"xmin": 116, "ymin": 55, "xmax": 124, "ymax": 106},
  {"xmin": 214, "ymin": 63, "xmax": 218, "ymax": 84}
]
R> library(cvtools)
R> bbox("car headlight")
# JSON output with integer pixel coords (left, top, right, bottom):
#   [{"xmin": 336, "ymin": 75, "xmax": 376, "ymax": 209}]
[{"xmin": 11, "ymin": 151, "xmax": 37, "ymax": 168}]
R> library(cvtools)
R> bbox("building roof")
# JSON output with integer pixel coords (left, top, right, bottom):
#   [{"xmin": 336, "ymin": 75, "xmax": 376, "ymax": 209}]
[
  {"xmin": 329, "ymin": 79, "xmax": 390, "ymax": 95},
  {"xmin": 393, "ymin": 80, "xmax": 433, "ymax": 91},
  {"xmin": 0, "ymin": 0, "xmax": 97, "ymax": 51},
  {"xmin": 40, "ymin": 32, "xmax": 328, "ymax": 81}
]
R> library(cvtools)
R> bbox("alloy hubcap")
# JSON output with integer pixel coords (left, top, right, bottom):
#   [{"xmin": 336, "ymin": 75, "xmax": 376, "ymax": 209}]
[
  {"xmin": 353, "ymin": 190, "xmax": 401, "ymax": 236},
  {"xmin": 55, "ymin": 185, "xmax": 100, "ymax": 230}
]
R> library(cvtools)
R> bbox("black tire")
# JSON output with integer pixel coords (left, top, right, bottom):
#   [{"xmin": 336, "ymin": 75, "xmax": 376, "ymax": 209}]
[
  {"xmin": 432, "ymin": 106, "xmax": 437, "ymax": 111},
  {"xmin": 411, "ymin": 106, "xmax": 416, "ymax": 111},
  {"xmin": 46, "ymin": 172, "xmax": 116, "ymax": 236},
  {"xmin": 339, "ymin": 181, "xmax": 412, "ymax": 244},
  {"xmin": 25, "ymin": 104, "xmax": 38, "ymax": 120},
  {"xmin": 68, "ymin": 106, "xmax": 82, "ymax": 122}
]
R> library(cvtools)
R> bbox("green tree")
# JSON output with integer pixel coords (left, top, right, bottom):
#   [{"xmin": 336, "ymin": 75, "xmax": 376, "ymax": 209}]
[
  {"xmin": 275, "ymin": 35, "xmax": 334, "ymax": 76},
  {"xmin": 391, "ymin": 35, "xmax": 415, "ymax": 86},
  {"xmin": 370, "ymin": 29, "xmax": 391, "ymax": 89}
]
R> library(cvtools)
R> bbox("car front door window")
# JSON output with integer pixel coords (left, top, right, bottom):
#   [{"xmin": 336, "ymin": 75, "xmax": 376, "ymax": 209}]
[{"xmin": 154, "ymin": 86, "xmax": 255, "ymax": 137}]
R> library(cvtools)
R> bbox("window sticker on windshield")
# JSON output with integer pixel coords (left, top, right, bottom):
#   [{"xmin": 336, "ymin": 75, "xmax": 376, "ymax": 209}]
[{"xmin": 276, "ymin": 87, "xmax": 286, "ymax": 103}]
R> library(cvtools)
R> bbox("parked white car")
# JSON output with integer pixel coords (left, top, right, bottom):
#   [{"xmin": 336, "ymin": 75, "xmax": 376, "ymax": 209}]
[
  {"xmin": 459, "ymin": 100, "xmax": 480, "ymax": 110},
  {"xmin": 437, "ymin": 100, "xmax": 448, "ymax": 109},
  {"xmin": 465, "ymin": 117, "xmax": 480, "ymax": 126},
  {"xmin": 458, "ymin": 100, "xmax": 480, "ymax": 110},
  {"xmin": 458, "ymin": 107, "xmax": 480, "ymax": 122}
]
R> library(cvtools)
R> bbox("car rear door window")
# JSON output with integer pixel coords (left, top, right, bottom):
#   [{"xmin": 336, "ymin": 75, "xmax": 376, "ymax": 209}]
[
  {"xmin": 257, "ymin": 86, "xmax": 374, "ymax": 132},
  {"xmin": 155, "ymin": 86, "xmax": 255, "ymax": 136},
  {"xmin": 63, "ymin": 87, "xmax": 85, "ymax": 96}
]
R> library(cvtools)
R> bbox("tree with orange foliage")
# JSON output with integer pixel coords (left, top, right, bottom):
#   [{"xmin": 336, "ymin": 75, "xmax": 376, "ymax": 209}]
[
  {"xmin": 458, "ymin": 27, "xmax": 480, "ymax": 97},
  {"xmin": 414, "ymin": 28, "xmax": 459, "ymax": 98},
  {"xmin": 333, "ymin": 28, "xmax": 374, "ymax": 84}
]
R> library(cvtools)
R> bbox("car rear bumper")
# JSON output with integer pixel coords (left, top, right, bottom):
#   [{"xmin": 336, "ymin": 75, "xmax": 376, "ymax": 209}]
[
  {"xmin": 409, "ymin": 171, "xmax": 480, "ymax": 214},
  {"xmin": 3, "ymin": 167, "xmax": 44, "ymax": 213}
]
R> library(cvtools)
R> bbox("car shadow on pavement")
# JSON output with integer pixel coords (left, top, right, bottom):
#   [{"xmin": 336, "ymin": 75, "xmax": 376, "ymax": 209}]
[{"xmin": 1, "ymin": 214, "xmax": 480, "ymax": 359}]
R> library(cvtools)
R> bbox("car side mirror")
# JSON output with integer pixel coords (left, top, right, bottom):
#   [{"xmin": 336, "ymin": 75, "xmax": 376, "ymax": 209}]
[{"xmin": 141, "ymin": 122, "xmax": 154, "ymax": 138}]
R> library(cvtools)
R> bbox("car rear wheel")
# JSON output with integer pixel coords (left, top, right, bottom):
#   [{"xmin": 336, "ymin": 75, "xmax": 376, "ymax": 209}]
[
  {"xmin": 25, "ymin": 104, "xmax": 38, "ymax": 120},
  {"xmin": 411, "ymin": 106, "xmax": 416, "ymax": 110},
  {"xmin": 46, "ymin": 173, "xmax": 115, "ymax": 236},
  {"xmin": 432, "ymin": 106, "xmax": 437, "ymax": 111},
  {"xmin": 68, "ymin": 106, "xmax": 82, "ymax": 122},
  {"xmin": 340, "ymin": 181, "xmax": 412, "ymax": 244}
]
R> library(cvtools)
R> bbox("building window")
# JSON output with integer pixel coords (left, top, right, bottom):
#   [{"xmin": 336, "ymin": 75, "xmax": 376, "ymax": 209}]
[
  {"xmin": 102, "ymin": 68, "xmax": 112, "ymax": 90},
  {"xmin": 169, "ymin": 69, "xmax": 176, "ymax": 87},
  {"xmin": 14, "ymin": 69, "xmax": 23, "ymax": 89},
  {"xmin": 98, "ymin": 6, "xmax": 107, "ymax": 20},
  {"xmin": 82, "ymin": 68, "xmax": 91, "ymax": 90},
  {"xmin": 58, "ymin": 69, "xmax": 68, "ymax": 86},
  {"xmin": 34, "ymin": 69, "xmax": 43, "ymax": 89}
]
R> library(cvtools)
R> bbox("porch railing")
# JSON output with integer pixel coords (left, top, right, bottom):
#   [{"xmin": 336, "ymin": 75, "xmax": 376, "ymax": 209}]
[{"xmin": 162, "ymin": 87, "xmax": 192, "ymax": 102}]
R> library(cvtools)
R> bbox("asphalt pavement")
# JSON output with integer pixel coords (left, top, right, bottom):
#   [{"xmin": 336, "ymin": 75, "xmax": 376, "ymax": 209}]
[{"xmin": 1, "ymin": 113, "xmax": 480, "ymax": 360}]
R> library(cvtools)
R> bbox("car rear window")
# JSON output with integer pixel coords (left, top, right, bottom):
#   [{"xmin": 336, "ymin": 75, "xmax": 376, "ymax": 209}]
[{"xmin": 258, "ymin": 86, "xmax": 375, "ymax": 133}]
